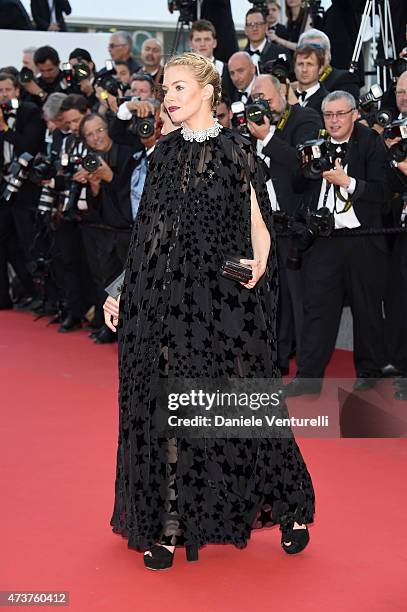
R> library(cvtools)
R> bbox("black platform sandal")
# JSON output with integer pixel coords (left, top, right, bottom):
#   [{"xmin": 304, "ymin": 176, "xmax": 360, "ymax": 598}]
[
  {"xmin": 143, "ymin": 544, "xmax": 199, "ymax": 570},
  {"xmin": 281, "ymin": 525, "xmax": 310, "ymax": 555}
]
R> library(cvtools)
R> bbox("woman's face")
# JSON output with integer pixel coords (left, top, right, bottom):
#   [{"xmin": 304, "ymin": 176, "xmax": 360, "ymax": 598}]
[
  {"xmin": 286, "ymin": 0, "xmax": 301, "ymax": 8},
  {"xmin": 162, "ymin": 65, "xmax": 210, "ymax": 124}
]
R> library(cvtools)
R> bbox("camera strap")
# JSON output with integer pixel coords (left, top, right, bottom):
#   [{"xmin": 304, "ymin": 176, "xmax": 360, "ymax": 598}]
[
  {"xmin": 319, "ymin": 66, "xmax": 333, "ymax": 84},
  {"xmin": 276, "ymin": 105, "xmax": 292, "ymax": 132}
]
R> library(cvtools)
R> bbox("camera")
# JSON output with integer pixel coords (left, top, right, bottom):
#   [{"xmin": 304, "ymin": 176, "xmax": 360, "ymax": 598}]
[
  {"xmin": 28, "ymin": 153, "xmax": 58, "ymax": 214},
  {"xmin": 247, "ymin": 0, "xmax": 268, "ymax": 15},
  {"xmin": 246, "ymin": 98, "xmax": 274, "ymax": 125},
  {"xmin": 95, "ymin": 60, "xmax": 124, "ymax": 97},
  {"xmin": 274, "ymin": 206, "xmax": 334, "ymax": 270},
  {"xmin": 0, "ymin": 98, "xmax": 19, "ymax": 118},
  {"xmin": 117, "ymin": 95, "xmax": 156, "ymax": 138},
  {"xmin": 297, "ymin": 133, "xmax": 347, "ymax": 180},
  {"xmin": 168, "ymin": 0, "xmax": 197, "ymax": 23},
  {"xmin": 391, "ymin": 57, "xmax": 407, "ymax": 79},
  {"xmin": 59, "ymin": 149, "xmax": 101, "ymax": 216},
  {"xmin": 1, "ymin": 152, "xmax": 34, "ymax": 203},
  {"xmin": 357, "ymin": 84, "xmax": 393, "ymax": 128},
  {"xmin": 19, "ymin": 67, "xmax": 34, "ymax": 84},
  {"xmin": 260, "ymin": 54, "xmax": 291, "ymax": 83},
  {"xmin": 231, "ymin": 98, "xmax": 274, "ymax": 136},
  {"xmin": 61, "ymin": 60, "xmax": 91, "ymax": 88},
  {"xmin": 384, "ymin": 118, "xmax": 407, "ymax": 167}
]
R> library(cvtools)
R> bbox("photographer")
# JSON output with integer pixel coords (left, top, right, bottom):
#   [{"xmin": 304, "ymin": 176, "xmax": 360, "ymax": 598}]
[
  {"xmin": 383, "ymin": 71, "xmax": 407, "ymax": 398},
  {"xmin": 243, "ymin": 6, "xmax": 286, "ymax": 69},
  {"xmin": 21, "ymin": 46, "xmax": 65, "ymax": 107},
  {"xmin": 292, "ymin": 45, "xmax": 328, "ymax": 117},
  {"xmin": 129, "ymin": 74, "xmax": 155, "ymax": 101},
  {"xmin": 285, "ymin": 91, "xmax": 391, "ymax": 396},
  {"xmin": 139, "ymin": 38, "xmax": 164, "ymax": 84},
  {"xmin": 215, "ymin": 95, "xmax": 233, "ymax": 129},
  {"xmin": 190, "ymin": 20, "xmax": 225, "ymax": 77},
  {"xmin": 0, "ymin": 72, "xmax": 46, "ymax": 308},
  {"xmin": 51, "ymin": 93, "xmax": 98, "ymax": 333},
  {"xmin": 247, "ymin": 73, "xmax": 321, "ymax": 374},
  {"xmin": 227, "ymin": 52, "xmax": 256, "ymax": 103},
  {"xmin": 79, "ymin": 112, "xmax": 143, "ymax": 343},
  {"xmin": 67, "ymin": 48, "xmax": 97, "ymax": 108},
  {"xmin": 298, "ymin": 29, "xmax": 361, "ymax": 100},
  {"xmin": 108, "ymin": 32, "xmax": 140, "ymax": 76}
]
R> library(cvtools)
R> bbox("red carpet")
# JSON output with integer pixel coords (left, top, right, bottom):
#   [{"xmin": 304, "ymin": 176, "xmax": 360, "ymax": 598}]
[{"xmin": 1, "ymin": 311, "xmax": 407, "ymax": 611}]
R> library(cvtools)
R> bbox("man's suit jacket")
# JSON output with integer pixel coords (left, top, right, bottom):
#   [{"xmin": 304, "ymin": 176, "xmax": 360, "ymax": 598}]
[
  {"xmin": 321, "ymin": 67, "xmax": 361, "ymax": 101},
  {"xmin": 0, "ymin": 101, "xmax": 46, "ymax": 208},
  {"xmin": 244, "ymin": 39, "xmax": 288, "ymax": 69},
  {"xmin": 31, "ymin": 0, "xmax": 71, "ymax": 31},
  {"xmin": 261, "ymin": 104, "xmax": 322, "ymax": 215},
  {"xmin": 302, "ymin": 84, "xmax": 328, "ymax": 117},
  {"xmin": 297, "ymin": 122, "xmax": 392, "ymax": 249},
  {"xmin": 0, "ymin": 0, "xmax": 32, "ymax": 29}
]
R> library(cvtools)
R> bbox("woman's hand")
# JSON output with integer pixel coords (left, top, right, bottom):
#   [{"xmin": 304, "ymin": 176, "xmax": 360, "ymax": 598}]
[
  {"xmin": 104, "ymin": 295, "xmax": 120, "ymax": 332},
  {"xmin": 239, "ymin": 258, "xmax": 266, "ymax": 289}
]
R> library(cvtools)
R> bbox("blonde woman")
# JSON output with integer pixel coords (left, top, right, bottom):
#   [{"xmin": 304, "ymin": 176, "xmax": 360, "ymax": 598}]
[{"xmin": 104, "ymin": 52, "xmax": 315, "ymax": 570}]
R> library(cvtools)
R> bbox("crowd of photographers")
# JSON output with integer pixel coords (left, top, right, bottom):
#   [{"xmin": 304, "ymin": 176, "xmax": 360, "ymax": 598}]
[{"xmin": 1, "ymin": 2, "xmax": 407, "ymax": 398}]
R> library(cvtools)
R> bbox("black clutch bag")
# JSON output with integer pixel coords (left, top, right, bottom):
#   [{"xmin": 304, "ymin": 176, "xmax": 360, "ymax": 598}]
[{"xmin": 220, "ymin": 255, "xmax": 253, "ymax": 283}]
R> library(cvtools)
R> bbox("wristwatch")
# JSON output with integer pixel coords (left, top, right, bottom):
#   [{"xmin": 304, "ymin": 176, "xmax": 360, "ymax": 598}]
[{"xmin": 37, "ymin": 90, "xmax": 47, "ymax": 101}]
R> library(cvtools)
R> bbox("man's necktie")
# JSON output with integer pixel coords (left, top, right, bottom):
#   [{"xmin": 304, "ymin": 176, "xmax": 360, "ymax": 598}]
[
  {"xmin": 248, "ymin": 49, "xmax": 261, "ymax": 57},
  {"xmin": 296, "ymin": 91, "xmax": 307, "ymax": 102}
]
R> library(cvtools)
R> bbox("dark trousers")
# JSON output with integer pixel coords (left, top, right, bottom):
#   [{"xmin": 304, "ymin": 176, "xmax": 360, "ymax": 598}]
[
  {"xmin": 276, "ymin": 237, "xmax": 305, "ymax": 369},
  {"xmin": 0, "ymin": 204, "xmax": 36, "ymax": 305},
  {"xmin": 384, "ymin": 234, "xmax": 407, "ymax": 372},
  {"xmin": 297, "ymin": 234, "xmax": 387, "ymax": 378},
  {"xmin": 52, "ymin": 220, "xmax": 96, "ymax": 318},
  {"xmin": 81, "ymin": 226, "xmax": 131, "ymax": 326}
]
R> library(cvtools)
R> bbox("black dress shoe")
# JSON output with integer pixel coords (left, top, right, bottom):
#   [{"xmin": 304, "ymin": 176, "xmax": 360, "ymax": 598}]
[
  {"xmin": 284, "ymin": 377, "xmax": 322, "ymax": 397},
  {"xmin": 94, "ymin": 327, "xmax": 116, "ymax": 344},
  {"xmin": 58, "ymin": 314, "xmax": 82, "ymax": 333},
  {"xmin": 353, "ymin": 377, "xmax": 377, "ymax": 391},
  {"xmin": 89, "ymin": 328, "xmax": 103, "ymax": 339},
  {"xmin": 381, "ymin": 364, "xmax": 403, "ymax": 377},
  {"xmin": 14, "ymin": 296, "xmax": 41, "ymax": 312}
]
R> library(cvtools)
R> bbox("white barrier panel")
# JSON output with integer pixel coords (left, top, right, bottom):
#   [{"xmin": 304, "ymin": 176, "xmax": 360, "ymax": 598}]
[{"xmin": 0, "ymin": 29, "xmax": 112, "ymax": 71}]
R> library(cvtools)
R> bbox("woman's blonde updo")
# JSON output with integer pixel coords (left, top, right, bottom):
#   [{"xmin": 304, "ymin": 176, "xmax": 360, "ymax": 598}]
[{"xmin": 165, "ymin": 52, "xmax": 222, "ymax": 109}]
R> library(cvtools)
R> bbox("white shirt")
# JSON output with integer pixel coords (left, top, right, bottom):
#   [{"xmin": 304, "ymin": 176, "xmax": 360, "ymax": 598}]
[
  {"xmin": 297, "ymin": 83, "xmax": 321, "ymax": 107},
  {"xmin": 210, "ymin": 57, "xmax": 224, "ymax": 76},
  {"xmin": 317, "ymin": 138, "xmax": 359, "ymax": 229},
  {"xmin": 256, "ymin": 127, "xmax": 279, "ymax": 211},
  {"xmin": 249, "ymin": 38, "xmax": 267, "ymax": 68},
  {"xmin": 48, "ymin": 0, "xmax": 57, "ymax": 24},
  {"xmin": 238, "ymin": 77, "xmax": 256, "ymax": 104}
]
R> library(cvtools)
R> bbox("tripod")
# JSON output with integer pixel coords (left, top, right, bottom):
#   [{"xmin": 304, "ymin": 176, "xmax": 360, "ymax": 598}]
[
  {"xmin": 169, "ymin": 0, "xmax": 203, "ymax": 56},
  {"xmin": 350, "ymin": 0, "xmax": 397, "ymax": 91}
]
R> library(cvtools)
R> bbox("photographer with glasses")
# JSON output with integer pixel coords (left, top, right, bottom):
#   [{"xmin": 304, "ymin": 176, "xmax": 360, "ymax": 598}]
[
  {"xmin": 78, "ymin": 112, "xmax": 145, "ymax": 344},
  {"xmin": 247, "ymin": 73, "xmax": 321, "ymax": 375},
  {"xmin": 285, "ymin": 90, "xmax": 391, "ymax": 396}
]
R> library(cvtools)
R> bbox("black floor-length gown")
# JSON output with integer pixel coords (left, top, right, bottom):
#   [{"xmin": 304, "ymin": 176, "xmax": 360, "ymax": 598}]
[{"xmin": 111, "ymin": 126, "xmax": 315, "ymax": 551}]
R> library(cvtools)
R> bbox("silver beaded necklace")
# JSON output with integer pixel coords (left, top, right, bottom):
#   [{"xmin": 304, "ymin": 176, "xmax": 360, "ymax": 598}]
[{"xmin": 181, "ymin": 120, "xmax": 223, "ymax": 142}]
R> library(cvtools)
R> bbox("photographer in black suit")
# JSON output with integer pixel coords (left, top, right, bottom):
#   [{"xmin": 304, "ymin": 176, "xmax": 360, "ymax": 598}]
[
  {"xmin": 292, "ymin": 45, "xmax": 328, "ymax": 117},
  {"xmin": 21, "ymin": 46, "xmax": 65, "ymax": 107},
  {"xmin": 298, "ymin": 29, "xmax": 361, "ymax": 100},
  {"xmin": 247, "ymin": 73, "xmax": 322, "ymax": 374},
  {"xmin": 31, "ymin": 0, "xmax": 72, "ymax": 31},
  {"xmin": 243, "ymin": 6, "xmax": 286, "ymax": 70},
  {"xmin": 0, "ymin": 72, "xmax": 45, "ymax": 308},
  {"xmin": 285, "ymin": 91, "xmax": 391, "ymax": 395}
]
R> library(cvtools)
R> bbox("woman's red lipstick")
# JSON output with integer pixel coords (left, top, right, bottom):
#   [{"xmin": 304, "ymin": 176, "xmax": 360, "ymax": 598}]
[{"xmin": 168, "ymin": 106, "xmax": 180, "ymax": 113}]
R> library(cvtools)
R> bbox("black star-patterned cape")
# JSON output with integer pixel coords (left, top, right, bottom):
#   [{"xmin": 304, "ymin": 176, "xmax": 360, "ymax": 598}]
[{"xmin": 111, "ymin": 128, "xmax": 315, "ymax": 551}]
